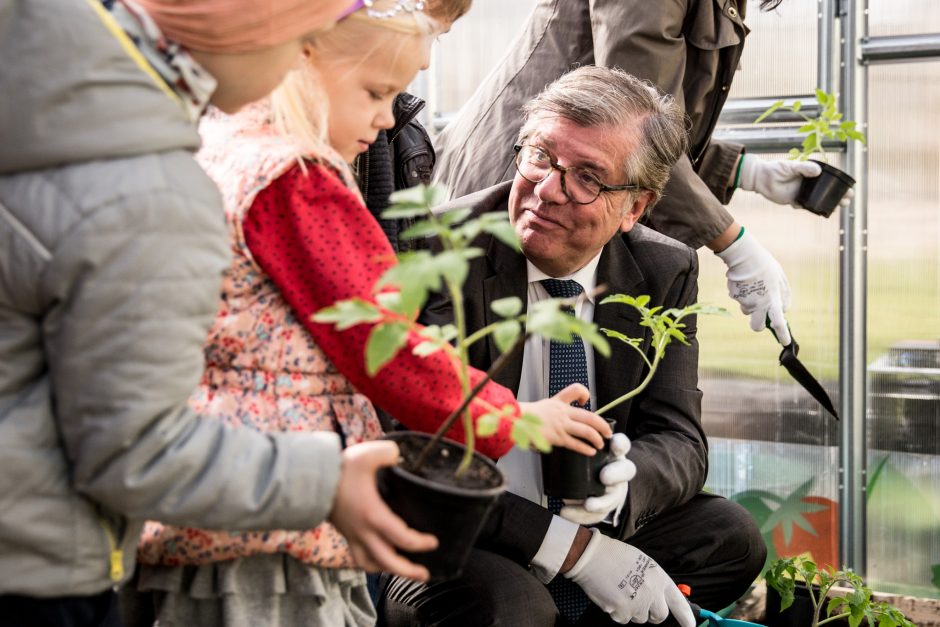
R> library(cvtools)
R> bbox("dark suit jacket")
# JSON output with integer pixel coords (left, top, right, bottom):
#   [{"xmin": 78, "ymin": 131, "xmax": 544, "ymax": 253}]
[{"xmin": 422, "ymin": 182, "xmax": 708, "ymax": 566}]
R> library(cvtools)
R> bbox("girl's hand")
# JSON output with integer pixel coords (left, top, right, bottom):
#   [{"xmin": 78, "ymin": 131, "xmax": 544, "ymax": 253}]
[{"xmin": 519, "ymin": 383, "xmax": 612, "ymax": 456}]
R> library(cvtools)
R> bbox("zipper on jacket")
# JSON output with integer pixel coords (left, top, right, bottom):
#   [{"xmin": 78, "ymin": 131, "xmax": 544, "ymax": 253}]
[{"xmin": 96, "ymin": 513, "xmax": 125, "ymax": 582}]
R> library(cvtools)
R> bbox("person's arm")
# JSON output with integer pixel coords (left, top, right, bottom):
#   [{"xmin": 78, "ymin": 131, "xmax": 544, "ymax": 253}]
[
  {"xmin": 243, "ymin": 163, "xmax": 518, "ymax": 458},
  {"xmin": 42, "ymin": 166, "xmax": 436, "ymax": 580},
  {"xmin": 46, "ymin": 177, "xmax": 343, "ymax": 532}
]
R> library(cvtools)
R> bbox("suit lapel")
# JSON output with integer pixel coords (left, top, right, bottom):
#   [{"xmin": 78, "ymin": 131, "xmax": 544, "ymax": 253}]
[
  {"xmin": 482, "ymin": 235, "xmax": 528, "ymax": 392},
  {"xmin": 593, "ymin": 234, "xmax": 648, "ymax": 425}
]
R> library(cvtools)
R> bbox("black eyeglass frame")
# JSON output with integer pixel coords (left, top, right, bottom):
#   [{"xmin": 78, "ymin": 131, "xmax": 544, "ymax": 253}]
[{"xmin": 512, "ymin": 143, "xmax": 643, "ymax": 205}]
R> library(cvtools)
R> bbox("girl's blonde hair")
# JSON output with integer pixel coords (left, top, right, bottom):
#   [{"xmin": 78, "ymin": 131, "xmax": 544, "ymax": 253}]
[{"xmin": 270, "ymin": 0, "xmax": 445, "ymax": 158}]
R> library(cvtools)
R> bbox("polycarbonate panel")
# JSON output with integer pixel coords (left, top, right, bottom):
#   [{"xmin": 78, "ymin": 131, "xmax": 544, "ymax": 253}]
[
  {"xmin": 869, "ymin": 1, "xmax": 940, "ymax": 38},
  {"xmin": 865, "ymin": 61, "xmax": 940, "ymax": 598},
  {"xmin": 698, "ymin": 148, "xmax": 842, "ymax": 571},
  {"xmin": 429, "ymin": 0, "xmax": 538, "ymax": 115},
  {"xmin": 730, "ymin": 0, "xmax": 819, "ymax": 98}
]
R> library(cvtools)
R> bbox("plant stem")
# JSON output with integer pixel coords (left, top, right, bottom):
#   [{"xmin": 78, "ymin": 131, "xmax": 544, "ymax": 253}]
[
  {"xmin": 410, "ymin": 331, "xmax": 527, "ymax": 474},
  {"xmin": 817, "ymin": 613, "xmax": 852, "ymax": 626},
  {"xmin": 447, "ymin": 277, "xmax": 475, "ymax": 474},
  {"xmin": 595, "ymin": 344, "xmax": 663, "ymax": 416}
]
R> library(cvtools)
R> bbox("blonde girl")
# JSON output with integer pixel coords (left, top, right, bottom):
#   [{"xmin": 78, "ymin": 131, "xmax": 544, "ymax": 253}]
[{"xmin": 131, "ymin": 2, "xmax": 610, "ymax": 625}]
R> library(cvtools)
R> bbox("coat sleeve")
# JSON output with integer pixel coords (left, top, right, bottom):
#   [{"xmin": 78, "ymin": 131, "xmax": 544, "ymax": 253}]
[
  {"xmin": 243, "ymin": 163, "xmax": 517, "ymax": 459},
  {"xmin": 43, "ymin": 165, "xmax": 342, "ymax": 531},
  {"xmin": 588, "ymin": 0, "xmax": 737, "ymax": 249},
  {"xmin": 614, "ymin": 245, "xmax": 708, "ymax": 540}
]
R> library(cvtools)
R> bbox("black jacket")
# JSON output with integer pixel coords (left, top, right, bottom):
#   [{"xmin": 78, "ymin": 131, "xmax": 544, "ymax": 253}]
[{"xmin": 356, "ymin": 92, "xmax": 435, "ymax": 253}]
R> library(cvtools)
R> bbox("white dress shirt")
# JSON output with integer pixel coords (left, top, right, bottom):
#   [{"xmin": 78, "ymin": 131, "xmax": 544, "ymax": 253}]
[{"xmin": 494, "ymin": 253, "xmax": 610, "ymax": 583}]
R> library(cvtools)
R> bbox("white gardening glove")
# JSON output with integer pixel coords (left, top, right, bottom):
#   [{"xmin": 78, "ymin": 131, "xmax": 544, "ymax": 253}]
[
  {"xmin": 738, "ymin": 154, "xmax": 821, "ymax": 207},
  {"xmin": 716, "ymin": 230, "xmax": 792, "ymax": 346},
  {"xmin": 564, "ymin": 530, "xmax": 696, "ymax": 627},
  {"xmin": 560, "ymin": 433, "xmax": 636, "ymax": 525}
]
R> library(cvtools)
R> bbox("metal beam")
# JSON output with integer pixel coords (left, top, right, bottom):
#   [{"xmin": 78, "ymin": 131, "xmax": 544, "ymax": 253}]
[
  {"xmin": 838, "ymin": 0, "xmax": 869, "ymax": 577},
  {"xmin": 860, "ymin": 33, "xmax": 940, "ymax": 64}
]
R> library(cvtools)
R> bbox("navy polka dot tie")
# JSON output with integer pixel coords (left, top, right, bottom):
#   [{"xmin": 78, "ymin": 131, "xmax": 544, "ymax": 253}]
[{"xmin": 540, "ymin": 279, "xmax": 592, "ymax": 623}]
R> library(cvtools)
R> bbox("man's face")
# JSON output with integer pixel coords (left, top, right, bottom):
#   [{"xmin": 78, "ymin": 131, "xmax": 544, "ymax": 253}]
[{"xmin": 508, "ymin": 115, "xmax": 650, "ymax": 277}]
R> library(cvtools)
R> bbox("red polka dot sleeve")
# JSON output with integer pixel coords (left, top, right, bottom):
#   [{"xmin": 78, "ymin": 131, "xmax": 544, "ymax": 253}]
[{"xmin": 243, "ymin": 162, "xmax": 516, "ymax": 458}]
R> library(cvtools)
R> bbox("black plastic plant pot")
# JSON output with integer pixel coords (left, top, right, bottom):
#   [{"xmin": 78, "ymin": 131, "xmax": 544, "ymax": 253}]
[
  {"xmin": 377, "ymin": 431, "xmax": 506, "ymax": 581},
  {"xmin": 795, "ymin": 159, "xmax": 856, "ymax": 218},
  {"xmin": 541, "ymin": 419, "xmax": 617, "ymax": 500},
  {"xmin": 765, "ymin": 584, "xmax": 850, "ymax": 627}
]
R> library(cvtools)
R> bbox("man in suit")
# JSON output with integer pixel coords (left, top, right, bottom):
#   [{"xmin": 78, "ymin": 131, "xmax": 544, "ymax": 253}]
[{"xmin": 381, "ymin": 66, "xmax": 766, "ymax": 627}]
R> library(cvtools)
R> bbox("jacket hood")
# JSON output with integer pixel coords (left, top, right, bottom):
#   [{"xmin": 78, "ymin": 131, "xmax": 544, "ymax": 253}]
[{"xmin": 0, "ymin": 0, "xmax": 200, "ymax": 175}]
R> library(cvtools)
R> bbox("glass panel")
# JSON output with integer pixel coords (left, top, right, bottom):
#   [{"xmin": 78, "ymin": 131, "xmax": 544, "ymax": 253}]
[{"xmin": 865, "ymin": 60, "xmax": 940, "ymax": 599}]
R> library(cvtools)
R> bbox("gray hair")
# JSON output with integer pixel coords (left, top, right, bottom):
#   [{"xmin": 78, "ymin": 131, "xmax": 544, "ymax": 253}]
[{"xmin": 520, "ymin": 66, "xmax": 689, "ymax": 207}]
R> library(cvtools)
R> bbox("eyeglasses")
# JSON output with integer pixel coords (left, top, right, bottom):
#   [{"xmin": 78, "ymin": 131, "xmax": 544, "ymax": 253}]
[{"xmin": 512, "ymin": 144, "xmax": 642, "ymax": 205}]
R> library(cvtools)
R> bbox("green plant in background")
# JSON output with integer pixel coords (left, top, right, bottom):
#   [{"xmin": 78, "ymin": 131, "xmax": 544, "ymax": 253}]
[
  {"xmin": 755, "ymin": 89, "xmax": 867, "ymax": 162},
  {"xmin": 315, "ymin": 184, "xmax": 610, "ymax": 474},
  {"xmin": 765, "ymin": 556, "xmax": 915, "ymax": 627}
]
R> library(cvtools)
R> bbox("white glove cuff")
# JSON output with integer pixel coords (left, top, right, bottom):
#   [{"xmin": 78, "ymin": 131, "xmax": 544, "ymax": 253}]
[
  {"xmin": 737, "ymin": 154, "xmax": 760, "ymax": 192},
  {"xmin": 715, "ymin": 229, "xmax": 759, "ymax": 266},
  {"xmin": 563, "ymin": 528, "xmax": 602, "ymax": 580}
]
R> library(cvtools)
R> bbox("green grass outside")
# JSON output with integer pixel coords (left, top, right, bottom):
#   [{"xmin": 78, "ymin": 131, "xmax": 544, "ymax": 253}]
[{"xmin": 693, "ymin": 254, "xmax": 939, "ymax": 381}]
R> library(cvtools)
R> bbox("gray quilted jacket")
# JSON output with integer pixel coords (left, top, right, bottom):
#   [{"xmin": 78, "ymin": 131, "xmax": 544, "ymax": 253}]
[{"xmin": 0, "ymin": 0, "xmax": 341, "ymax": 597}]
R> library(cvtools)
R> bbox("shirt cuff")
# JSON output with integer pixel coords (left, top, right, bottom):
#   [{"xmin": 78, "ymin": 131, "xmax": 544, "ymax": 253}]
[{"xmin": 529, "ymin": 514, "xmax": 581, "ymax": 584}]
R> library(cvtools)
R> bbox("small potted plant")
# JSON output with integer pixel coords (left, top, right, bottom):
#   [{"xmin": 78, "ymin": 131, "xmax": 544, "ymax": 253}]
[
  {"xmin": 755, "ymin": 89, "xmax": 867, "ymax": 218},
  {"xmin": 541, "ymin": 295, "xmax": 726, "ymax": 499},
  {"xmin": 764, "ymin": 556, "xmax": 915, "ymax": 627},
  {"xmin": 314, "ymin": 184, "xmax": 610, "ymax": 579}
]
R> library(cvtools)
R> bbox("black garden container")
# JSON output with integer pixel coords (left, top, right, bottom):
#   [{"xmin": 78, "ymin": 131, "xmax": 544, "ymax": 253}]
[
  {"xmin": 377, "ymin": 432, "xmax": 506, "ymax": 580},
  {"xmin": 541, "ymin": 419, "xmax": 617, "ymax": 500},
  {"xmin": 795, "ymin": 160, "xmax": 856, "ymax": 218}
]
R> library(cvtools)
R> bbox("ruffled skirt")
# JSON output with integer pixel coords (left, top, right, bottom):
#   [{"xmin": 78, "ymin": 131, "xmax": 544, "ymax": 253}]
[{"xmin": 122, "ymin": 554, "xmax": 375, "ymax": 627}]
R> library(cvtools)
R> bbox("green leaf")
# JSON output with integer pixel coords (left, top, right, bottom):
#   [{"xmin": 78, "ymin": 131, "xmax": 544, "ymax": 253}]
[
  {"xmin": 867, "ymin": 455, "xmax": 890, "ymax": 500},
  {"xmin": 435, "ymin": 249, "xmax": 475, "ymax": 286},
  {"xmin": 438, "ymin": 207, "xmax": 473, "ymax": 226},
  {"xmin": 422, "ymin": 183, "xmax": 446, "ymax": 208},
  {"xmin": 365, "ymin": 321, "xmax": 409, "ymax": 376},
  {"xmin": 418, "ymin": 323, "xmax": 458, "ymax": 343},
  {"xmin": 526, "ymin": 300, "xmax": 578, "ymax": 342},
  {"xmin": 602, "ymin": 328, "xmax": 644, "ymax": 347},
  {"xmin": 755, "ymin": 100, "xmax": 785, "ymax": 123},
  {"xmin": 511, "ymin": 413, "xmax": 550, "ymax": 452},
  {"xmin": 312, "ymin": 299, "xmax": 382, "ymax": 330},
  {"xmin": 931, "ymin": 564, "xmax": 940, "ymax": 590},
  {"xmin": 491, "ymin": 296, "xmax": 523, "ymax": 318},
  {"xmin": 400, "ymin": 219, "xmax": 445, "ymax": 241},
  {"xmin": 791, "ymin": 99, "xmax": 802, "ymax": 112},
  {"xmin": 492, "ymin": 320, "xmax": 522, "ymax": 353},
  {"xmin": 374, "ymin": 290, "xmax": 401, "ymax": 313},
  {"xmin": 379, "ymin": 250, "xmax": 447, "ymax": 315},
  {"xmin": 574, "ymin": 321, "xmax": 611, "ymax": 358},
  {"xmin": 666, "ymin": 327, "xmax": 688, "ymax": 345},
  {"xmin": 482, "ymin": 219, "xmax": 522, "ymax": 251},
  {"xmin": 846, "ymin": 129, "xmax": 867, "ymax": 144},
  {"xmin": 476, "ymin": 412, "xmax": 500, "ymax": 437},
  {"xmin": 412, "ymin": 341, "xmax": 442, "ymax": 357}
]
